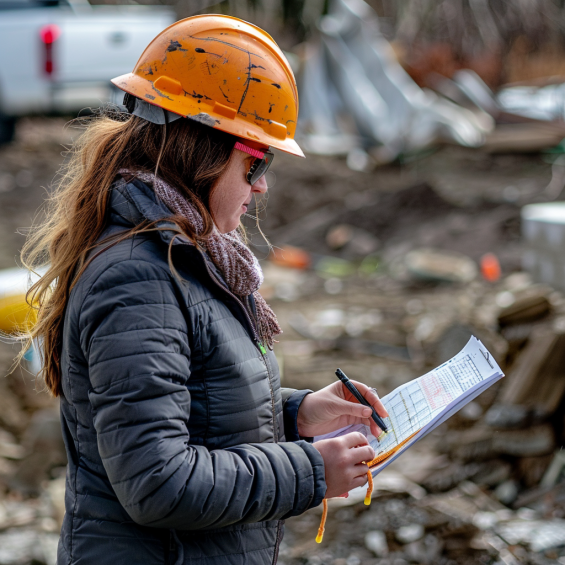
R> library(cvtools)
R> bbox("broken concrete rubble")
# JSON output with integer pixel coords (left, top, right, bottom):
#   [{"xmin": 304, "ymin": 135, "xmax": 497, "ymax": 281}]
[{"xmin": 442, "ymin": 424, "xmax": 556, "ymax": 461}]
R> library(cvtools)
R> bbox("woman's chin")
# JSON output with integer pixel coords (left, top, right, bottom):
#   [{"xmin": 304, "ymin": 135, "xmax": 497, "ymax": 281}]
[{"xmin": 216, "ymin": 219, "xmax": 241, "ymax": 234}]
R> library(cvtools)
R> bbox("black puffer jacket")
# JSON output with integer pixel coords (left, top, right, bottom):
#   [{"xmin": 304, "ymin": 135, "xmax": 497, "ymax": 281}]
[{"xmin": 57, "ymin": 177, "xmax": 326, "ymax": 565}]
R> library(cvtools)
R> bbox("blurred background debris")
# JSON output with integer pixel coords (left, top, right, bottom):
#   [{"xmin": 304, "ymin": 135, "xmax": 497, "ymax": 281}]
[{"xmin": 2, "ymin": 0, "xmax": 565, "ymax": 563}]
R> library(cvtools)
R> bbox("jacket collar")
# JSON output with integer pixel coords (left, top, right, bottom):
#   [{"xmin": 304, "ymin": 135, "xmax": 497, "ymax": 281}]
[
  {"xmin": 108, "ymin": 175, "xmax": 260, "ymax": 342},
  {"xmin": 109, "ymin": 176, "xmax": 236, "ymax": 292},
  {"xmin": 110, "ymin": 176, "xmax": 179, "ymax": 239}
]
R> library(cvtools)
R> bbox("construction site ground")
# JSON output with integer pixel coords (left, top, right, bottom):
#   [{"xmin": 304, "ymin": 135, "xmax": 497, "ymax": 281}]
[{"xmin": 0, "ymin": 117, "xmax": 563, "ymax": 565}]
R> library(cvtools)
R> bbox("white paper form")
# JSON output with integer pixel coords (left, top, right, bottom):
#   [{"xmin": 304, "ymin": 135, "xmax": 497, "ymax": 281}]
[{"xmin": 314, "ymin": 337, "xmax": 504, "ymax": 476}]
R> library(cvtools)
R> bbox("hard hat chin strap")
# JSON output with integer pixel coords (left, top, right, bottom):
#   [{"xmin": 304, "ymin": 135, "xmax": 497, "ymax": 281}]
[{"xmin": 125, "ymin": 94, "xmax": 183, "ymax": 126}]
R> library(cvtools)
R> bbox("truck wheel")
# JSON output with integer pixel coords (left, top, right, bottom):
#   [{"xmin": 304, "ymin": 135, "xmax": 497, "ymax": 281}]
[{"xmin": 0, "ymin": 116, "xmax": 16, "ymax": 145}]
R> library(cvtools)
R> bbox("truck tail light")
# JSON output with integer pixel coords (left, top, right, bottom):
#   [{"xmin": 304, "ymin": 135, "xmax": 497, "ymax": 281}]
[{"xmin": 40, "ymin": 24, "xmax": 61, "ymax": 76}]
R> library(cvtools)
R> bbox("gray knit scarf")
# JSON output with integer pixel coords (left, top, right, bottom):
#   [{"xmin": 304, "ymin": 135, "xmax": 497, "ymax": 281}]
[{"xmin": 119, "ymin": 169, "xmax": 282, "ymax": 347}]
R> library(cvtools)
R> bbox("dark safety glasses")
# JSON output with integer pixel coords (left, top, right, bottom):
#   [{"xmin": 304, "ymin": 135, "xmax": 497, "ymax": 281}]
[{"xmin": 234, "ymin": 141, "xmax": 274, "ymax": 186}]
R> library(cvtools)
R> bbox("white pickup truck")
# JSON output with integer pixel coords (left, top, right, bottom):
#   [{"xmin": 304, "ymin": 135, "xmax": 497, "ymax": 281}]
[{"xmin": 0, "ymin": 0, "xmax": 174, "ymax": 143}]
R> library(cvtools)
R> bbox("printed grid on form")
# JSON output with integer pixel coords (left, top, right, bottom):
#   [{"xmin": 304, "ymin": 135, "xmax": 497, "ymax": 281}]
[
  {"xmin": 443, "ymin": 354, "xmax": 483, "ymax": 392},
  {"xmin": 373, "ymin": 354, "xmax": 483, "ymax": 457}
]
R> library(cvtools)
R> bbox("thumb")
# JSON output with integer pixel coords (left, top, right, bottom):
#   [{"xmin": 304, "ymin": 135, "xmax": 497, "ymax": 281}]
[{"xmin": 335, "ymin": 398, "xmax": 373, "ymax": 420}]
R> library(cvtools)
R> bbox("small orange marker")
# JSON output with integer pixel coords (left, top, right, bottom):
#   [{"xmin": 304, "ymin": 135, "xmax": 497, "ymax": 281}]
[
  {"xmin": 270, "ymin": 245, "xmax": 311, "ymax": 270},
  {"xmin": 481, "ymin": 253, "xmax": 501, "ymax": 282}
]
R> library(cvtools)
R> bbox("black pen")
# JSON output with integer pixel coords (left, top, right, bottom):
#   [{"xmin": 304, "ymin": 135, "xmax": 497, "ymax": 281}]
[{"xmin": 335, "ymin": 368, "xmax": 388, "ymax": 433}]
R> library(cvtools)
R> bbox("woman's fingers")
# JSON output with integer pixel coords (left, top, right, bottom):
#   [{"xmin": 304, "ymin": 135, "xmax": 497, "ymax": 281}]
[
  {"xmin": 313, "ymin": 434, "xmax": 375, "ymax": 498},
  {"xmin": 334, "ymin": 381, "xmax": 389, "ymax": 438},
  {"xmin": 342, "ymin": 431, "xmax": 370, "ymax": 449},
  {"xmin": 341, "ymin": 434, "xmax": 375, "ymax": 463},
  {"xmin": 334, "ymin": 399, "xmax": 374, "ymax": 423},
  {"xmin": 350, "ymin": 473, "xmax": 369, "ymax": 490},
  {"xmin": 349, "ymin": 380, "xmax": 389, "ymax": 418},
  {"xmin": 369, "ymin": 420, "xmax": 382, "ymax": 440},
  {"xmin": 332, "ymin": 396, "xmax": 386, "ymax": 439},
  {"xmin": 349, "ymin": 445, "xmax": 375, "ymax": 467}
]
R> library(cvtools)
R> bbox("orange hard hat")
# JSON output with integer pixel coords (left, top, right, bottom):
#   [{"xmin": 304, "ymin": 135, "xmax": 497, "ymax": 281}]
[{"xmin": 111, "ymin": 14, "xmax": 304, "ymax": 157}]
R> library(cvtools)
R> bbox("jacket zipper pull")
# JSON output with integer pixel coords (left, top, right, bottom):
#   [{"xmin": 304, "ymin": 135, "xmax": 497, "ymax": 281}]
[{"xmin": 258, "ymin": 342, "xmax": 267, "ymax": 355}]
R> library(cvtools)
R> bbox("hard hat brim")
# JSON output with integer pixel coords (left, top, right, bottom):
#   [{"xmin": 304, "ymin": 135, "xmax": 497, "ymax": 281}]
[{"xmin": 112, "ymin": 73, "xmax": 305, "ymax": 158}]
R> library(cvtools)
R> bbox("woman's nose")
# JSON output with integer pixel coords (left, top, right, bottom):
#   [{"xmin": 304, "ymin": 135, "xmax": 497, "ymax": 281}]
[{"xmin": 252, "ymin": 174, "xmax": 268, "ymax": 194}]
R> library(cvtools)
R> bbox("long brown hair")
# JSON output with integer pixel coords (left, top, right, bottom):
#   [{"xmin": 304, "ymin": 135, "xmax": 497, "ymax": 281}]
[{"xmin": 20, "ymin": 109, "xmax": 235, "ymax": 397}]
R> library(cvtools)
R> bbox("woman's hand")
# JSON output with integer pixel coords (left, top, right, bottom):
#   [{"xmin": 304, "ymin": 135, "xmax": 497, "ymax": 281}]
[
  {"xmin": 297, "ymin": 380, "xmax": 389, "ymax": 439},
  {"xmin": 313, "ymin": 432, "xmax": 375, "ymax": 498}
]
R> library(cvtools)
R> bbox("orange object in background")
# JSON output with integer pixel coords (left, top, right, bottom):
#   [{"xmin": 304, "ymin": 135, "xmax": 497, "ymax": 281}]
[
  {"xmin": 481, "ymin": 253, "xmax": 501, "ymax": 282},
  {"xmin": 270, "ymin": 245, "xmax": 311, "ymax": 270}
]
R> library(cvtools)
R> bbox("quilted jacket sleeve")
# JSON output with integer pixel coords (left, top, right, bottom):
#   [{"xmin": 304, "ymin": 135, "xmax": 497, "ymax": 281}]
[
  {"xmin": 79, "ymin": 259, "xmax": 326, "ymax": 530},
  {"xmin": 281, "ymin": 389, "xmax": 313, "ymax": 442}
]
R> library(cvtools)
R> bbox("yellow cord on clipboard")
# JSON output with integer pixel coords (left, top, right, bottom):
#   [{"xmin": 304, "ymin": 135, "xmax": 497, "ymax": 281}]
[{"xmin": 315, "ymin": 431, "xmax": 419, "ymax": 543}]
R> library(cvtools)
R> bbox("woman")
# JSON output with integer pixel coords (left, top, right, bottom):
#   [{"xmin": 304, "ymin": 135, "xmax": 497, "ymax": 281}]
[{"xmin": 22, "ymin": 15, "xmax": 387, "ymax": 565}]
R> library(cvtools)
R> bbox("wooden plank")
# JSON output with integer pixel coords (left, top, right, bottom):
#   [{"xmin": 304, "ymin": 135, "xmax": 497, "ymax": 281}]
[{"xmin": 499, "ymin": 327, "xmax": 565, "ymax": 415}]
